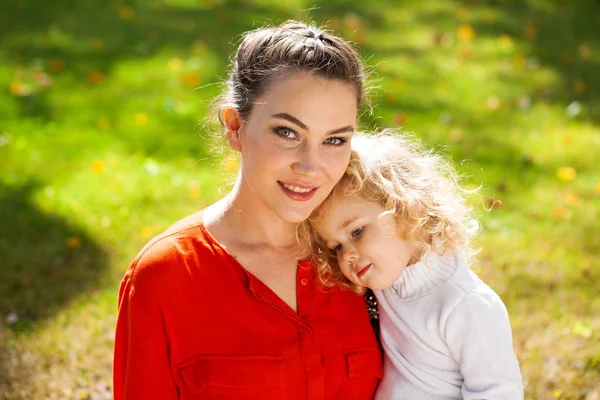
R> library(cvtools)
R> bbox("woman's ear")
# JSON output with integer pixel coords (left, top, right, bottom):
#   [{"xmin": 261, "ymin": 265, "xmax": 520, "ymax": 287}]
[{"xmin": 224, "ymin": 108, "xmax": 242, "ymax": 152}]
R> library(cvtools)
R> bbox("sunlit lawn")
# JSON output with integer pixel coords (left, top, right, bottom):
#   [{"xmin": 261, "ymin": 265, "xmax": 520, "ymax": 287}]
[{"xmin": 1, "ymin": 0, "xmax": 599, "ymax": 399}]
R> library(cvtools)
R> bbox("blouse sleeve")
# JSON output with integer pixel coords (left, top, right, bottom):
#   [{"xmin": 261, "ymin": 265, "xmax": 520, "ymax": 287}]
[
  {"xmin": 113, "ymin": 258, "xmax": 179, "ymax": 400},
  {"xmin": 444, "ymin": 292, "xmax": 524, "ymax": 400}
]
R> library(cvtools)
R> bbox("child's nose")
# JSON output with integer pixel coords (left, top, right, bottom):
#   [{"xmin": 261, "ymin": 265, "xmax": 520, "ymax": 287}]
[{"xmin": 341, "ymin": 246, "xmax": 358, "ymax": 264}]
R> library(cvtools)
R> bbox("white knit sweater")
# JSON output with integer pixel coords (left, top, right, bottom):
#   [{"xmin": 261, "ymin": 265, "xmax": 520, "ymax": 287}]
[{"xmin": 373, "ymin": 251, "xmax": 523, "ymax": 400}]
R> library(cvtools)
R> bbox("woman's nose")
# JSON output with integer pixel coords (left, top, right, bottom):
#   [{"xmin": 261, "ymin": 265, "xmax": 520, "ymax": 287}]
[{"xmin": 291, "ymin": 144, "xmax": 320, "ymax": 177}]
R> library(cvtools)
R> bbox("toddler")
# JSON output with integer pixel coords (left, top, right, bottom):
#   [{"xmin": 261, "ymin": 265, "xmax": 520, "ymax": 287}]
[{"xmin": 305, "ymin": 131, "xmax": 523, "ymax": 399}]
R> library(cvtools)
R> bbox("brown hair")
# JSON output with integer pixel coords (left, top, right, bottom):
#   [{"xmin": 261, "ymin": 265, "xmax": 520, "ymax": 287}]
[{"xmin": 214, "ymin": 20, "xmax": 368, "ymax": 124}]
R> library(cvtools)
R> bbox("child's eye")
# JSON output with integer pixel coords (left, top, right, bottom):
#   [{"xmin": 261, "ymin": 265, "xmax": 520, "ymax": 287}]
[
  {"xmin": 351, "ymin": 226, "xmax": 363, "ymax": 237},
  {"xmin": 274, "ymin": 127, "xmax": 297, "ymax": 140},
  {"xmin": 324, "ymin": 137, "xmax": 347, "ymax": 146},
  {"xmin": 333, "ymin": 244, "xmax": 342, "ymax": 252}
]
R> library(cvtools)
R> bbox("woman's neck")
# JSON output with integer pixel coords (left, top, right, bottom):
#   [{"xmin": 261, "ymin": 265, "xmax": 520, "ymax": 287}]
[{"xmin": 204, "ymin": 184, "xmax": 302, "ymax": 250}]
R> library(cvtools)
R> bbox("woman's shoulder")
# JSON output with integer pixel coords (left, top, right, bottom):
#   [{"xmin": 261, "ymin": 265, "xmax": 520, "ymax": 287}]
[{"xmin": 123, "ymin": 210, "xmax": 225, "ymax": 287}]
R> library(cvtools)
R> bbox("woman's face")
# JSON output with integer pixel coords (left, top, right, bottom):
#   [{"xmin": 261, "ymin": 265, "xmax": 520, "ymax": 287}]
[{"xmin": 233, "ymin": 72, "xmax": 358, "ymax": 224}]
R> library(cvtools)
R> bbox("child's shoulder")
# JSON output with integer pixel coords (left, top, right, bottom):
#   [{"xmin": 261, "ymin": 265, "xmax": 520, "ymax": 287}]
[{"xmin": 438, "ymin": 253, "xmax": 508, "ymax": 315}]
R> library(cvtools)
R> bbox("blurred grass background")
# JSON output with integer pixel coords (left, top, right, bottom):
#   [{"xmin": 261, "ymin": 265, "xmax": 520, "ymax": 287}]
[{"xmin": 0, "ymin": 0, "xmax": 599, "ymax": 398}]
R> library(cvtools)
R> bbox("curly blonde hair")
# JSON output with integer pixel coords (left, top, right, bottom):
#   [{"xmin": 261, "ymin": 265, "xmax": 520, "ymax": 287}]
[{"xmin": 299, "ymin": 130, "xmax": 479, "ymax": 294}]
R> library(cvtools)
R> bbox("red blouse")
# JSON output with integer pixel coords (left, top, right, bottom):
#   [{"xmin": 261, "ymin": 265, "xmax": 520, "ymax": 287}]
[{"xmin": 113, "ymin": 211, "xmax": 382, "ymax": 400}]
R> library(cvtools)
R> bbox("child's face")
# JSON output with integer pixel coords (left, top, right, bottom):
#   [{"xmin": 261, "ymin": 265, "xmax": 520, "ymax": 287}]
[{"xmin": 314, "ymin": 192, "xmax": 418, "ymax": 290}]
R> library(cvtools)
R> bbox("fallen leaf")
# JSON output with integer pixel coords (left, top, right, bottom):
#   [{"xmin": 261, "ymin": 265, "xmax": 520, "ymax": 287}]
[
  {"xmin": 573, "ymin": 79, "xmax": 587, "ymax": 93},
  {"xmin": 66, "ymin": 237, "xmax": 82, "ymax": 248},
  {"xmin": 523, "ymin": 22, "xmax": 536, "ymax": 39},
  {"xmin": 135, "ymin": 112, "xmax": 148, "ymax": 125},
  {"xmin": 498, "ymin": 34, "xmax": 513, "ymax": 49},
  {"xmin": 192, "ymin": 40, "xmax": 207, "ymax": 54},
  {"xmin": 119, "ymin": 6, "xmax": 135, "ymax": 20},
  {"xmin": 458, "ymin": 24, "xmax": 475, "ymax": 41},
  {"xmin": 49, "ymin": 59, "xmax": 66, "ymax": 72},
  {"xmin": 552, "ymin": 206, "xmax": 571, "ymax": 219},
  {"xmin": 564, "ymin": 192, "xmax": 579, "ymax": 205},
  {"xmin": 91, "ymin": 37, "xmax": 104, "ymax": 51},
  {"xmin": 578, "ymin": 43, "xmax": 591, "ymax": 59},
  {"xmin": 189, "ymin": 187, "xmax": 201, "ymax": 199},
  {"xmin": 168, "ymin": 58, "xmax": 183, "ymax": 72},
  {"xmin": 9, "ymin": 81, "xmax": 32, "ymax": 96},
  {"xmin": 88, "ymin": 71, "xmax": 104, "ymax": 85},
  {"xmin": 343, "ymin": 13, "xmax": 362, "ymax": 31},
  {"xmin": 513, "ymin": 53, "xmax": 525, "ymax": 69},
  {"xmin": 181, "ymin": 72, "xmax": 201, "ymax": 87},
  {"xmin": 486, "ymin": 95, "xmax": 500, "ymax": 110},
  {"xmin": 557, "ymin": 167, "xmax": 576, "ymax": 182},
  {"xmin": 92, "ymin": 160, "xmax": 105, "ymax": 174}
]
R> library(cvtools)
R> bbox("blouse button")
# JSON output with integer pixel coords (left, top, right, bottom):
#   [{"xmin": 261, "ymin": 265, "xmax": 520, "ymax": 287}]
[{"xmin": 300, "ymin": 278, "xmax": 309, "ymax": 286}]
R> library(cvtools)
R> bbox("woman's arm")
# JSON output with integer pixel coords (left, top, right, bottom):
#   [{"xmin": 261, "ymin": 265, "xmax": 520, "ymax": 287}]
[
  {"xmin": 444, "ymin": 292, "xmax": 524, "ymax": 400},
  {"xmin": 113, "ymin": 267, "xmax": 179, "ymax": 400}
]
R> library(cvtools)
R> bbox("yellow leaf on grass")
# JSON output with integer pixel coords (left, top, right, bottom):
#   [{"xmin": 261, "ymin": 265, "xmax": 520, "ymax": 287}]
[
  {"xmin": 564, "ymin": 192, "xmax": 579, "ymax": 205},
  {"xmin": 552, "ymin": 206, "xmax": 571, "ymax": 220},
  {"xmin": 193, "ymin": 40, "xmax": 207, "ymax": 55},
  {"xmin": 578, "ymin": 43, "xmax": 591, "ymax": 59},
  {"xmin": 66, "ymin": 237, "xmax": 81, "ymax": 248},
  {"xmin": 168, "ymin": 58, "xmax": 183, "ymax": 72},
  {"xmin": 92, "ymin": 160, "xmax": 105, "ymax": 174},
  {"xmin": 141, "ymin": 226, "xmax": 153, "ymax": 237},
  {"xmin": 135, "ymin": 113, "xmax": 148, "ymax": 126},
  {"xmin": 181, "ymin": 72, "xmax": 201, "ymax": 87},
  {"xmin": 9, "ymin": 81, "xmax": 31, "ymax": 96},
  {"xmin": 523, "ymin": 22, "xmax": 536, "ymax": 39},
  {"xmin": 88, "ymin": 71, "xmax": 104, "ymax": 85},
  {"xmin": 573, "ymin": 79, "xmax": 587, "ymax": 93},
  {"xmin": 557, "ymin": 167, "xmax": 576, "ymax": 182},
  {"xmin": 49, "ymin": 59, "xmax": 66, "ymax": 72},
  {"xmin": 513, "ymin": 53, "xmax": 525, "ymax": 69},
  {"xmin": 91, "ymin": 37, "xmax": 104, "ymax": 51},
  {"xmin": 498, "ymin": 34, "xmax": 513, "ymax": 49},
  {"xmin": 189, "ymin": 187, "xmax": 201, "ymax": 199},
  {"xmin": 458, "ymin": 24, "xmax": 475, "ymax": 41},
  {"xmin": 486, "ymin": 96, "xmax": 500, "ymax": 111},
  {"xmin": 119, "ymin": 6, "xmax": 135, "ymax": 20}
]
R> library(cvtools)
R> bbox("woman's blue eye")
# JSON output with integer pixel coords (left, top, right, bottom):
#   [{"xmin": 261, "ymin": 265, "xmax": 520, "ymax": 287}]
[
  {"xmin": 324, "ymin": 137, "xmax": 346, "ymax": 146},
  {"xmin": 351, "ymin": 226, "xmax": 363, "ymax": 237},
  {"xmin": 274, "ymin": 127, "xmax": 296, "ymax": 140}
]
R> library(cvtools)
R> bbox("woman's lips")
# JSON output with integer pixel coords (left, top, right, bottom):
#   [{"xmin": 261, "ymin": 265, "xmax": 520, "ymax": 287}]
[
  {"xmin": 356, "ymin": 264, "xmax": 372, "ymax": 278},
  {"xmin": 278, "ymin": 181, "xmax": 318, "ymax": 202}
]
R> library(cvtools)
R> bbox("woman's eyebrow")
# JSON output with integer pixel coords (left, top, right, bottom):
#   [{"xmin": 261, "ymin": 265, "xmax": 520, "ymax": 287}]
[
  {"xmin": 272, "ymin": 113, "xmax": 307, "ymax": 130},
  {"xmin": 272, "ymin": 113, "xmax": 355, "ymax": 135}
]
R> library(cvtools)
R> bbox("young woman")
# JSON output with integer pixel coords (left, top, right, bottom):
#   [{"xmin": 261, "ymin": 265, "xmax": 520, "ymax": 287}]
[{"xmin": 113, "ymin": 21, "xmax": 382, "ymax": 400}]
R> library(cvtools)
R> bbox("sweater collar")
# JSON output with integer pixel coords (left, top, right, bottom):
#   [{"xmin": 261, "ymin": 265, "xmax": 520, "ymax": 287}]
[{"xmin": 389, "ymin": 251, "xmax": 460, "ymax": 301}]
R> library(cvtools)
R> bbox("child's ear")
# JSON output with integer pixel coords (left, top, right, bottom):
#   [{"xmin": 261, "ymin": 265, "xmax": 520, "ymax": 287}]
[{"xmin": 224, "ymin": 108, "xmax": 242, "ymax": 152}]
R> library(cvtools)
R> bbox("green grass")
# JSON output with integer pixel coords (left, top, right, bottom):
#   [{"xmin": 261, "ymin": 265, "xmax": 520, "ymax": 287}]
[{"xmin": 1, "ymin": 0, "xmax": 599, "ymax": 398}]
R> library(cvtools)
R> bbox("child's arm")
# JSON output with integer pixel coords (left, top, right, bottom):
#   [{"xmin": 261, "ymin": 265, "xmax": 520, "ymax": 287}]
[{"xmin": 444, "ymin": 292, "xmax": 524, "ymax": 400}]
